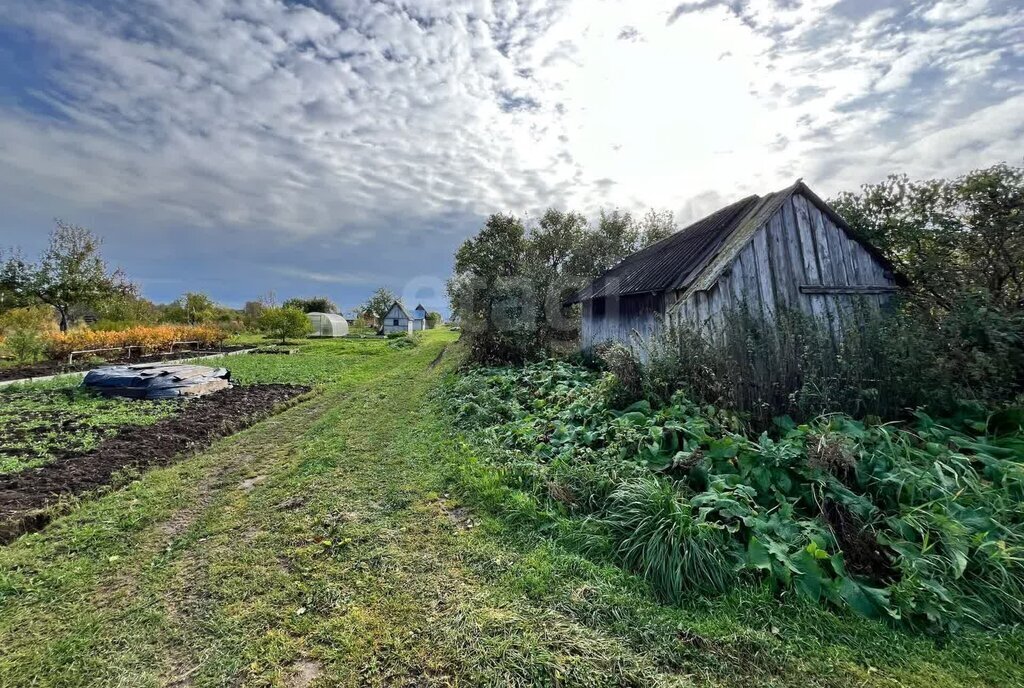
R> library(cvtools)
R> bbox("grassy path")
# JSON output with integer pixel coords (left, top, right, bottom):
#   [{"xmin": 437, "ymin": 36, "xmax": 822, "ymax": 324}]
[{"xmin": 1, "ymin": 331, "xmax": 1020, "ymax": 686}]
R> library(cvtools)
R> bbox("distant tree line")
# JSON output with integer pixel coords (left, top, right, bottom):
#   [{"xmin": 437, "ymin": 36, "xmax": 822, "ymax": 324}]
[{"xmin": 0, "ymin": 223, "xmax": 430, "ymax": 345}]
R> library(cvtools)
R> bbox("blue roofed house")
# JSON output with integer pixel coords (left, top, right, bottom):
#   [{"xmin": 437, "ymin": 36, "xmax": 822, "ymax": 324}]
[{"xmin": 412, "ymin": 304, "xmax": 427, "ymax": 331}]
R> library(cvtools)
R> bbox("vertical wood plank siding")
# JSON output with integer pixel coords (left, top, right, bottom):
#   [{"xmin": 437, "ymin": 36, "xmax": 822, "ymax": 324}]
[
  {"xmin": 675, "ymin": 191, "xmax": 897, "ymax": 334},
  {"xmin": 580, "ymin": 190, "xmax": 898, "ymax": 352},
  {"xmin": 581, "ymin": 293, "xmax": 663, "ymax": 351}
]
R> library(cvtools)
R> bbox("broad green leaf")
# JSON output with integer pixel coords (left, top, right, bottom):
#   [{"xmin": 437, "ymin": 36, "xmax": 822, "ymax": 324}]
[
  {"xmin": 747, "ymin": 537, "xmax": 771, "ymax": 570},
  {"xmin": 838, "ymin": 578, "xmax": 890, "ymax": 620}
]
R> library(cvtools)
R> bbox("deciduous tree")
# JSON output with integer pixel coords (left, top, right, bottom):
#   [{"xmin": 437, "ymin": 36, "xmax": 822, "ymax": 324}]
[
  {"xmin": 0, "ymin": 221, "xmax": 135, "ymax": 332},
  {"xmin": 449, "ymin": 207, "xmax": 674, "ymax": 363},
  {"xmin": 832, "ymin": 164, "xmax": 1024, "ymax": 310},
  {"xmin": 258, "ymin": 306, "xmax": 311, "ymax": 344},
  {"xmin": 282, "ymin": 296, "xmax": 338, "ymax": 313},
  {"xmin": 362, "ymin": 287, "xmax": 398, "ymax": 322}
]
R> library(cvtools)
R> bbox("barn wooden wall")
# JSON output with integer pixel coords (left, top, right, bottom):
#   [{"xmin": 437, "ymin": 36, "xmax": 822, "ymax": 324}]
[
  {"xmin": 581, "ymin": 293, "xmax": 663, "ymax": 351},
  {"xmin": 674, "ymin": 191, "xmax": 897, "ymax": 333}
]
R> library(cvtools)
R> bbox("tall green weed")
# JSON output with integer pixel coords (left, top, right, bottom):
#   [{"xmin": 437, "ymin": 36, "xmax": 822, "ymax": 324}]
[{"xmin": 603, "ymin": 297, "xmax": 1024, "ymax": 428}]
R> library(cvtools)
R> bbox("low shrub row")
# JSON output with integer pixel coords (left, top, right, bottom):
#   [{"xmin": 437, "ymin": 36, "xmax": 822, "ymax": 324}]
[
  {"xmin": 46, "ymin": 325, "xmax": 228, "ymax": 360},
  {"xmin": 444, "ymin": 361, "xmax": 1024, "ymax": 634}
]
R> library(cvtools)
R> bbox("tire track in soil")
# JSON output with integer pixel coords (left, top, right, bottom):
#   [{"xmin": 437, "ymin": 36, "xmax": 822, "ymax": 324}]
[{"xmin": 153, "ymin": 392, "xmax": 343, "ymax": 686}]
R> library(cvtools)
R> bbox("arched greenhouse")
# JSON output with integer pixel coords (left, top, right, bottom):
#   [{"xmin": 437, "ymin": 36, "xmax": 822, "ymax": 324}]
[{"xmin": 307, "ymin": 312, "xmax": 349, "ymax": 338}]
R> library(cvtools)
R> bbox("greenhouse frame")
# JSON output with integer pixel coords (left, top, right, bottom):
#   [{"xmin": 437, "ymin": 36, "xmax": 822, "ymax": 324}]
[{"xmin": 307, "ymin": 312, "xmax": 349, "ymax": 337}]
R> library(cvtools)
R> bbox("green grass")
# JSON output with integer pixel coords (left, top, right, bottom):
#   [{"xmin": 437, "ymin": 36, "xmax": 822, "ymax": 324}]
[
  {"xmin": 1, "ymin": 331, "xmax": 1021, "ymax": 686},
  {"xmin": 0, "ymin": 337, "xmax": 392, "ymax": 473},
  {"xmin": 200, "ymin": 337, "xmax": 393, "ymax": 386},
  {"xmin": 0, "ymin": 384, "xmax": 178, "ymax": 473}
]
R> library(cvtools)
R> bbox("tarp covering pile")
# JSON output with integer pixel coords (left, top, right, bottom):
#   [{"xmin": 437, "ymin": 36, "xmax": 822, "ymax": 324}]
[{"xmin": 83, "ymin": 363, "xmax": 231, "ymax": 399}]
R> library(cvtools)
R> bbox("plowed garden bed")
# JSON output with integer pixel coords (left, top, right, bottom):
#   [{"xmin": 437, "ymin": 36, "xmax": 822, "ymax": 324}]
[{"xmin": 0, "ymin": 384, "xmax": 310, "ymax": 543}]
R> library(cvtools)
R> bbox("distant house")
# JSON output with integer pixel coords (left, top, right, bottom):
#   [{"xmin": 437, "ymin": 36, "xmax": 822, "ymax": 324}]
[
  {"xmin": 354, "ymin": 310, "xmax": 380, "ymax": 329},
  {"xmin": 567, "ymin": 180, "xmax": 904, "ymax": 351},
  {"xmin": 412, "ymin": 304, "xmax": 428, "ymax": 331},
  {"xmin": 380, "ymin": 301, "xmax": 416, "ymax": 334}
]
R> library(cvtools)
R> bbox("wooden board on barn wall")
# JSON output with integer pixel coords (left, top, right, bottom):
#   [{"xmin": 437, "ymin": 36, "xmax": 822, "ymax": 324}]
[{"xmin": 581, "ymin": 293, "xmax": 664, "ymax": 352}]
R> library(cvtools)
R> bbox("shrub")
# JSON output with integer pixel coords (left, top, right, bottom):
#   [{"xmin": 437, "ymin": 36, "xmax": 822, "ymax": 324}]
[
  {"xmin": 5, "ymin": 328, "xmax": 48, "ymax": 363},
  {"xmin": 626, "ymin": 299, "xmax": 1024, "ymax": 428},
  {"xmin": 258, "ymin": 307, "xmax": 312, "ymax": 344},
  {"xmin": 594, "ymin": 342, "xmax": 642, "ymax": 407},
  {"xmin": 444, "ymin": 360, "xmax": 1024, "ymax": 633},
  {"xmin": 387, "ymin": 333, "xmax": 420, "ymax": 350},
  {"xmin": 45, "ymin": 325, "xmax": 227, "ymax": 360},
  {"xmin": 600, "ymin": 476, "xmax": 739, "ymax": 600},
  {"xmin": 0, "ymin": 305, "xmax": 58, "ymax": 336}
]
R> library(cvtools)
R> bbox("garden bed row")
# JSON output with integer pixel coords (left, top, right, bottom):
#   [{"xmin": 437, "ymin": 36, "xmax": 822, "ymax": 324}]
[{"xmin": 0, "ymin": 383, "xmax": 311, "ymax": 543}]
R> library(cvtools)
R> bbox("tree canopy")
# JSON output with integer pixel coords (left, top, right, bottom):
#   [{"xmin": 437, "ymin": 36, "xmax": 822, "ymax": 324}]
[
  {"xmin": 258, "ymin": 306, "xmax": 311, "ymax": 343},
  {"xmin": 831, "ymin": 163, "xmax": 1024, "ymax": 310},
  {"xmin": 282, "ymin": 296, "xmax": 338, "ymax": 314},
  {"xmin": 0, "ymin": 221, "xmax": 135, "ymax": 331},
  {"xmin": 448, "ymin": 207, "xmax": 676, "ymax": 363},
  {"xmin": 162, "ymin": 292, "xmax": 218, "ymax": 325},
  {"xmin": 362, "ymin": 287, "xmax": 398, "ymax": 321}
]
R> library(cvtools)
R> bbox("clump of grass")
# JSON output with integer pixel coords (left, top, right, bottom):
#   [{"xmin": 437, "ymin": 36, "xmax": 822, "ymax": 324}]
[{"xmin": 600, "ymin": 476, "xmax": 738, "ymax": 601}]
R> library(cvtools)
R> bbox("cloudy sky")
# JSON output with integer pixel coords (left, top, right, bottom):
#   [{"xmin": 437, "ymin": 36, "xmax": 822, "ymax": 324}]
[{"xmin": 0, "ymin": 0, "xmax": 1021, "ymax": 312}]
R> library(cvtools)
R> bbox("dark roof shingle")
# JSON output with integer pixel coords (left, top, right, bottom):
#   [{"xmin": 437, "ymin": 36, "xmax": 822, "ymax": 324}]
[{"xmin": 568, "ymin": 194, "xmax": 761, "ymax": 302}]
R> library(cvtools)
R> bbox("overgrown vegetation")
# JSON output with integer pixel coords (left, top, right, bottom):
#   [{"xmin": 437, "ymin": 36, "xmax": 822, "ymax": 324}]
[
  {"xmin": 589, "ymin": 164, "xmax": 1024, "ymax": 426},
  {"xmin": 831, "ymin": 163, "xmax": 1024, "ymax": 310},
  {"xmin": 601, "ymin": 300, "xmax": 1024, "ymax": 427},
  {"xmin": 444, "ymin": 360, "xmax": 1024, "ymax": 633}
]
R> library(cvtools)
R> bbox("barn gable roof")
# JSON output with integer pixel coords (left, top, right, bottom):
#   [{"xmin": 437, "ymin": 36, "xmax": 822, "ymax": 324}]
[
  {"xmin": 385, "ymin": 301, "xmax": 412, "ymax": 319},
  {"xmin": 567, "ymin": 181, "xmax": 902, "ymax": 304}
]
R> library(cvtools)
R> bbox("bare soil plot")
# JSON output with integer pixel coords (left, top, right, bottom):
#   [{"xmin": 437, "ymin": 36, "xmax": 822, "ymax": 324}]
[{"xmin": 0, "ymin": 384, "xmax": 309, "ymax": 542}]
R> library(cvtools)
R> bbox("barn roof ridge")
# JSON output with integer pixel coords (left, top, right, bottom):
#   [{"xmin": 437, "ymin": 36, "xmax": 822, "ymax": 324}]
[{"xmin": 567, "ymin": 179, "xmax": 901, "ymax": 304}]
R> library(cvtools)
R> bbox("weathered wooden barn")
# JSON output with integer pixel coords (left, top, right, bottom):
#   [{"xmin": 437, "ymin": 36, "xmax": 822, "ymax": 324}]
[{"xmin": 568, "ymin": 181, "xmax": 904, "ymax": 351}]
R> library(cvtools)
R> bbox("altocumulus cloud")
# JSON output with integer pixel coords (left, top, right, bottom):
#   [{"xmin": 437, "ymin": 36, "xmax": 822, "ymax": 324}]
[{"xmin": 0, "ymin": 0, "xmax": 1021, "ymax": 307}]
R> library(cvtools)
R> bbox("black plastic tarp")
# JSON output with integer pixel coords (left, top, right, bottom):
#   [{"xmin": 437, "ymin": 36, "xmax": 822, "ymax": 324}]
[{"xmin": 83, "ymin": 363, "xmax": 231, "ymax": 399}]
